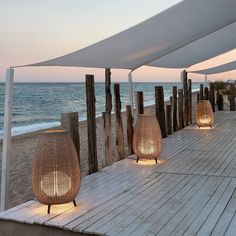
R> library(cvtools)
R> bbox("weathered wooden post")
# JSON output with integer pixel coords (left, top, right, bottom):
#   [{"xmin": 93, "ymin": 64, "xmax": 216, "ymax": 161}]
[
  {"xmin": 172, "ymin": 86, "xmax": 178, "ymax": 131},
  {"xmin": 61, "ymin": 112, "xmax": 80, "ymax": 163},
  {"xmin": 135, "ymin": 91, "xmax": 144, "ymax": 114},
  {"xmin": 85, "ymin": 74, "xmax": 98, "ymax": 174},
  {"xmin": 188, "ymin": 79, "xmax": 192, "ymax": 124},
  {"xmin": 114, "ymin": 83, "xmax": 125, "ymax": 160},
  {"xmin": 178, "ymin": 89, "xmax": 184, "ymax": 129},
  {"xmin": 183, "ymin": 70, "xmax": 189, "ymax": 126},
  {"xmin": 229, "ymin": 84, "xmax": 236, "ymax": 111},
  {"xmin": 102, "ymin": 68, "xmax": 113, "ymax": 166},
  {"xmin": 155, "ymin": 86, "xmax": 167, "ymax": 138},
  {"xmin": 218, "ymin": 94, "xmax": 224, "ymax": 111},
  {"xmin": 197, "ymin": 93, "xmax": 200, "ymax": 104},
  {"xmin": 166, "ymin": 104, "xmax": 172, "ymax": 135},
  {"xmin": 204, "ymin": 87, "xmax": 209, "ymax": 100},
  {"xmin": 209, "ymin": 83, "xmax": 215, "ymax": 112},
  {"xmin": 200, "ymin": 84, "xmax": 204, "ymax": 100},
  {"xmin": 126, "ymin": 105, "xmax": 134, "ymax": 155}
]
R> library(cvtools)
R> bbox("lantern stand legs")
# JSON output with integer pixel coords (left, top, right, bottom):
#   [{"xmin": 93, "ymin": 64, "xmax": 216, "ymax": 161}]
[{"xmin": 47, "ymin": 199, "xmax": 77, "ymax": 214}]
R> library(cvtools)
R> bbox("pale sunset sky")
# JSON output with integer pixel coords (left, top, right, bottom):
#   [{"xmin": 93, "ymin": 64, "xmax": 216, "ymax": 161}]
[{"xmin": 0, "ymin": 0, "xmax": 235, "ymax": 83}]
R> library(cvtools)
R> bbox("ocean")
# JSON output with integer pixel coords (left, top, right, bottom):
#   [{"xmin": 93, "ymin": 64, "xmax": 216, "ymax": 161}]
[{"xmin": 0, "ymin": 82, "xmax": 201, "ymax": 138}]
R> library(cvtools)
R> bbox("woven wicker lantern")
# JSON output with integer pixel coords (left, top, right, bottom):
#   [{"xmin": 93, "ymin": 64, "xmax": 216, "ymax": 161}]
[
  {"xmin": 32, "ymin": 130, "xmax": 80, "ymax": 214},
  {"xmin": 196, "ymin": 100, "xmax": 214, "ymax": 128},
  {"xmin": 133, "ymin": 114, "xmax": 163, "ymax": 163}
]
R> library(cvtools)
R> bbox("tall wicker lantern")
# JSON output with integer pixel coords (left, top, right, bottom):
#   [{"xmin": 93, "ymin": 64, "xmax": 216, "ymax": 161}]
[
  {"xmin": 133, "ymin": 114, "xmax": 163, "ymax": 163},
  {"xmin": 196, "ymin": 100, "xmax": 214, "ymax": 128},
  {"xmin": 32, "ymin": 130, "xmax": 80, "ymax": 214}
]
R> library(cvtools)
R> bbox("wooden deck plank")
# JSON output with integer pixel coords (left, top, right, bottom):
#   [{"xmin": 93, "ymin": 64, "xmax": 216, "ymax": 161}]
[{"xmin": 1, "ymin": 111, "xmax": 236, "ymax": 236}]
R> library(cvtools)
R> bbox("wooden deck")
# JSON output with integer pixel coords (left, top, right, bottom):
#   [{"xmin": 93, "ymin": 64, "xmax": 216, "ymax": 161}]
[{"xmin": 1, "ymin": 111, "xmax": 236, "ymax": 236}]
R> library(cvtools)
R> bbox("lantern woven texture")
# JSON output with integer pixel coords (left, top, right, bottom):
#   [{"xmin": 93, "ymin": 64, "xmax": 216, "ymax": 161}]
[
  {"xmin": 32, "ymin": 130, "xmax": 80, "ymax": 213},
  {"xmin": 196, "ymin": 100, "xmax": 214, "ymax": 128},
  {"xmin": 133, "ymin": 114, "xmax": 163, "ymax": 163}
]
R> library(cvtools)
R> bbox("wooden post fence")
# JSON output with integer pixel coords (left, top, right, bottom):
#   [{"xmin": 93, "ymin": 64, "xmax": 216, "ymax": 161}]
[
  {"xmin": 229, "ymin": 84, "xmax": 236, "ymax": 111},
  {"xmin": 209, "ymin": 83, "xmax": 215, "ymax": 112},
  {"xmin": 85, "ymin": 74, "xmax": 98, "ymax": 174},
  {"xmin": 183, "ymin": 70, "xmax": 189, "ymax": 126},
  {"xmin": 61, "ymin": 112, "xmax": 80, "ymax": 164},
  {"xmin": 200, "ymin": 84, "xmax": 204, "ymax": 100},
  {"xmin": 172, "ymin": 86, "xmax": 178, "ymax": 131},
  {"xmin": 204, "ymin": 87, "xmax": 209, "ymax": 100},
  {"xmin": 155, "ymin": 86, "xmax": 167, "ymax": 138},
  {"xmin": 178, "ymin": 89, "xmax": 184, "ymax": 129},
  {"xmin": 102, "ymin": 68, "xmax": 113, "ymax": 166},
  {"xmin": 114, "ymin": 83, "xmax": 125, "ymax": 160},
  {"xmin": 135, "ymin": 91, "xmax": 144, "ymax": 114},
  {"xmin": 126, "ymin": 105, "xmax": 134, "ymax": 155},
  {"xmin": 188, "ymin": 79, "xmax": 192, "ymax": 124},
  {"xmin": 166, "ymin": 104, "xmax": 172, "ymax": 135}
]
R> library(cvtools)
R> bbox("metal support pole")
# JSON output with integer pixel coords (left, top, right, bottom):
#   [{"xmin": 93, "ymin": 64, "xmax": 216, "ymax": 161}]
[
  {"xmin": 1, "ymin": 68, "xmax": 14, "ymax": 212},
  {"xmin": 128, "ymin": 72, "xmax": 134, "ymax": 116}
]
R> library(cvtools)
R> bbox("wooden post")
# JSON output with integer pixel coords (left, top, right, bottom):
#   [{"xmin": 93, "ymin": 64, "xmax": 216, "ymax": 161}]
[
  {"xmin": 178, "ymin": 89, "xmax": 184, "ymax": 129},
  {"xmin": 85, "ymin": 75, "xmax": 98, "ymax": 174},
  {"xmin": 166, "ymin": 104, "xmax": 172, "ymax": 135},
  {"xmin": 155, "ymin": 86, "xmax": 167, "ymax": 138},
  {"xmin": 229, "ymin": 84, "xmax": 236, "ymax": 111},
  {"xmin": 188, "ymin": 79, "xmax": 192, "ymax": 124},
  {"xmin": 126, "ymin": 105, "xmax": 134, "ymax": 155},
  {"xmin": 200, "ymin": 84, "xmax": 204, "ymax": 100},
  {"xmin": 172, "ymin": 86, "xmax": 178, "ymax": 131},
  {"xmin": 102, "ymin": 112, "xmax": 112, "ymax": 166},
  {"xmin": 209, "ymin": 83, "xmax": 215, "ymax": 112},
  {"xmin": 183, "ymin": 70, "xmax": 189, "ymax": 126},
  {"xmin": 114, "ymin": 83, "xmax": 125, "ymax": 160},
  {"xmin": 135, "ymin": 91, "xmax": 144, "ymax": 114},
  {"xmin": 105, "ymin": 68, "xmax": 112, "ymax": 112},
  {"xmin": 204, "ymin": 87, "xmax": 209, "ymax": 100},
  {"xmin": 61, "ymin": 112, "xmax": 80, "ymax": 163},
  {"xmin": 1, "ymin": 68, "xmax": 14, "ymax": 211},
  {"xmin": 102, "ymin": 68, "xmax": 113, "ymax": 166},
  {"xmin": 218, "ymin": 94, "xmax": 224, "ymax": 111},
  {"xmin": 197, "ymin": 93, "xmax": 200, "ymax": 104}
]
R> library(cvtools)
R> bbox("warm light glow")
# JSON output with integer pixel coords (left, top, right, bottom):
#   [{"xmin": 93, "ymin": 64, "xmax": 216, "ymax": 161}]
[
  {"xmin": 199, "ymin": 115, "xmax": 212, "ymax": 125},
  {"xmin": 196, "ymin": 100, "xmax": 214, "ymax": 128},
  {"xmin": 138, "ymin": 140, "xmax": 155, "ymax": 155},
  {"xmin": 133, "ymin": 114, "xmax": 163, "ymax": 163},
  {"xmin": 137, "ymin": 159, "xmax": 165, "ymax": 165},
  {"xmin": 41, "ymin": 171, "xmax": 72, "ymax": 197}
]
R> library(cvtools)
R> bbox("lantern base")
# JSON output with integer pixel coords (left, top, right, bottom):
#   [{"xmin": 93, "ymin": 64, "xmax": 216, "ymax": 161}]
[
  {"xmin": 198, "ymin": 125, "xmax": 212, "ymax": 128},
  {"xmin": 47, "ymin": 199, "xmax": 77, "ymax": 214},
  {"xmin": 136, "ymin": 157, "xmax": 158, "ymax": 164}
]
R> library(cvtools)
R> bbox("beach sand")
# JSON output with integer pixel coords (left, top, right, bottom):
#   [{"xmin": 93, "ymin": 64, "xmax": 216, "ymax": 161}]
[{"xmin": 0, "ymin": 93, "xmax": 198, "ymax": 209}]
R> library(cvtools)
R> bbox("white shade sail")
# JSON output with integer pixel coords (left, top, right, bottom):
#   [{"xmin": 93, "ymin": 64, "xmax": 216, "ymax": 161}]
[
  {"xmin": 190, "ymin": 60, "xmax": 236, "ymax": 75},
  {"xmin": 19, "ymin": 0, "xmax": 236, "ymax": 71},
  {"xmin": 147, "ymin": 23, "xmax": 236, "ymax": 68}
]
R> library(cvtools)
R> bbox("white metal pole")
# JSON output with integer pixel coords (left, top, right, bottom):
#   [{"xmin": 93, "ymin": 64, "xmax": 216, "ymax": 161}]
[
  {"xmin": 1, "ymin": 68, "xmax": 14, "ymax": 212},
  {"xmin": 205, "ymin": 74, "xmax": 208, "ymax": 87},
  {"xmin": 128, "ymin": 72, "xmax": 134, "ymax": 116}
]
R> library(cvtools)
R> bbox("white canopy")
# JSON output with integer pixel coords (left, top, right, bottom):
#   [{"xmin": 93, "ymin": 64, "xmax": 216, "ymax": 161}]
[
  {"xmin": 148, "ymin": 22, "xmax": 236, "ymax": 68},
  {"xmin": 20, "ymin": 0, "xmax": 236, "ymax": 71},
  {"xmin": 190, "ymin": 60, "xmax": 236, "ymax": 75}
]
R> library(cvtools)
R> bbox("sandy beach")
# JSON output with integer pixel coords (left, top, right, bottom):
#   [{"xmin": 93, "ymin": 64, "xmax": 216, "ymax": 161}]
[{"xmin": 0, "ymin": 93, "xmax": 198, "ymax": 208}]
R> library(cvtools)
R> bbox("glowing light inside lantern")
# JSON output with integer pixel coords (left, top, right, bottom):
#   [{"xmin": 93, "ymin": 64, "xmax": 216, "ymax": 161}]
[
  {"xmin": 138, "ymin": 140, "xmax": 155, "ymax": 155},
  {"xmin": 199, "ymin": 115, "xmax": 211, "ymax": 125},
  {"xmin": 41, "ymin": 171, "xmax": 71, "ymax": 197}
]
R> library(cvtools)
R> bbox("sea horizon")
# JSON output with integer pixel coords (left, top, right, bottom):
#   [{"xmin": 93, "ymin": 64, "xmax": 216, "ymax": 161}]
[{"xmin": 0, "ymin": 82, "xmax": 201, "ymax": 138}]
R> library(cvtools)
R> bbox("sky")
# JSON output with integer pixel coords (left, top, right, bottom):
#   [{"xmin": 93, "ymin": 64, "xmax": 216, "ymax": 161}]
[{"xmin": 0, "ymin": 0, "xmax": 235, "ymax": 83}]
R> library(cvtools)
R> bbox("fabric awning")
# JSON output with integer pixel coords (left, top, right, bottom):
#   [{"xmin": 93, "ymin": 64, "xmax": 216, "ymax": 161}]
[
  {"xmin": 189, "ymin": 60, "xmax": 236, "ymax": 75},
  {"xmin": 17, "ymin": 0, "xmax": 236, "ymax": 71}
]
